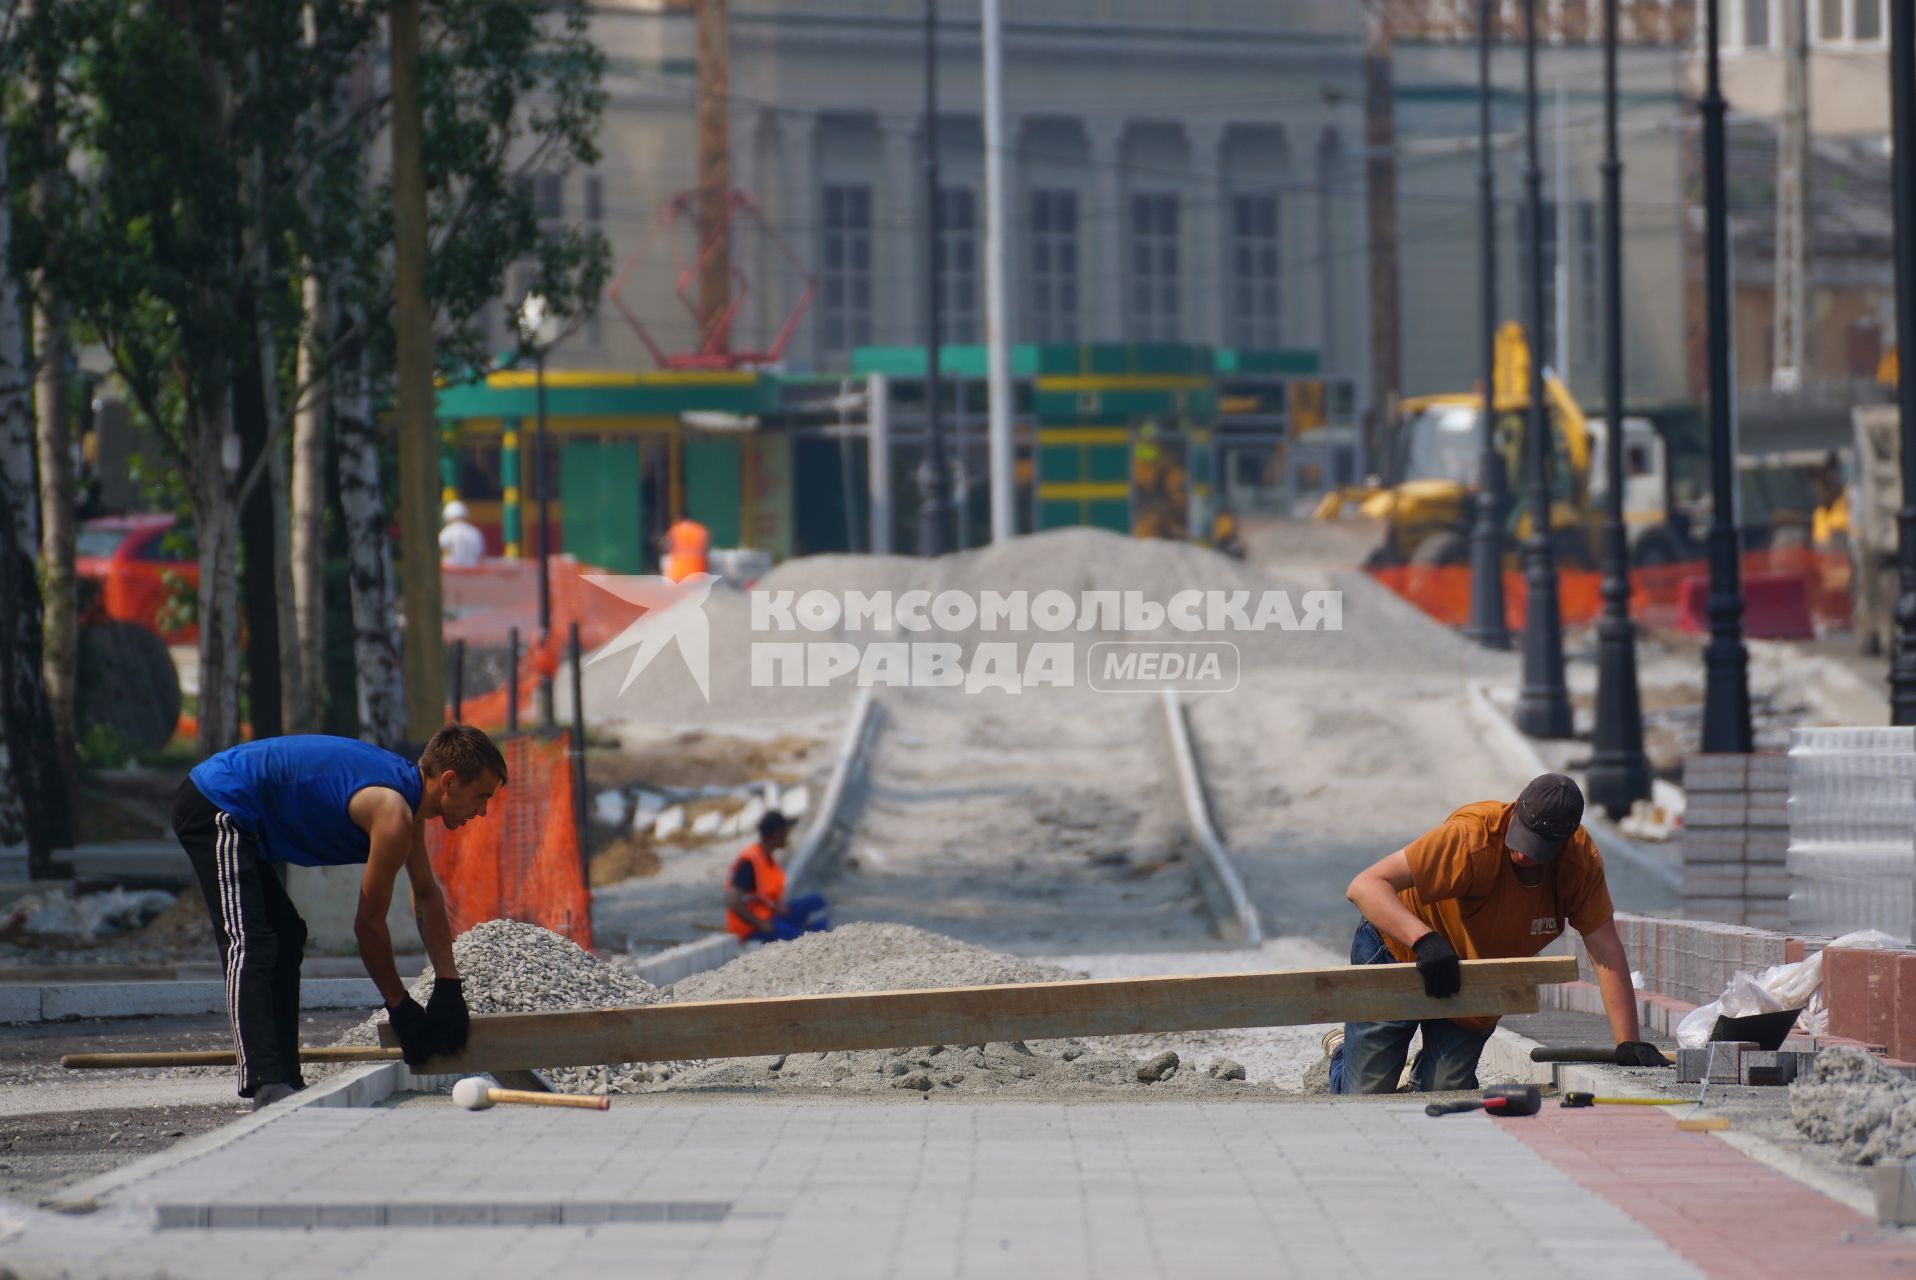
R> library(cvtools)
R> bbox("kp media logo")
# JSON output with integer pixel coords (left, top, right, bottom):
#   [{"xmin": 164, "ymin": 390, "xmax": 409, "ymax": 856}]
[{"xmin": 582, "ymin": 574, "xmax": 717, "ymax": 701}]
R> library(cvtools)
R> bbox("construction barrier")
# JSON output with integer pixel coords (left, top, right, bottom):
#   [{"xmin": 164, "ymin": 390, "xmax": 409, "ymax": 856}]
[
  {"xmin": 449, "ymin": 557, "xmax": 641, "ymax": 731},
  {"xmin": 424, "ymin": 733, "xmax": 592, "ymax": 949},
  {"xmin": 1370, "ymin": 547, "xmax": 1850, "ymax": 636}
]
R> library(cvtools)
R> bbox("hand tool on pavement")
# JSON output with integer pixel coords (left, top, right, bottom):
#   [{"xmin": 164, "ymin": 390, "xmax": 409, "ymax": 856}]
[
  {"xmin": 452, "ymin": 1075, "xmax": 609, "ymax": 1112},
  {"xmin": 1561, "ymin": 1091, "xmax": 1693, "ymax": 1107},
  {"xmin": 1425, "ymin": 1084, "xmax": 1542, "ymax": 1118},
  {"xmin": 1529, "ymin": 1045, "xmax": 1672, "ymax": 1066}
]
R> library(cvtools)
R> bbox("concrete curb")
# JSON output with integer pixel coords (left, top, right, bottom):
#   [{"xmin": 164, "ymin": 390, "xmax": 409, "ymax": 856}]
[
  {"xmin": 784, "ymin": 683, "xmax": 877, "ymax": 898},
  {"xmin": 1461, "ymin": 678, "xmax": 1681, "ymax": 897},
  {"xmin": 1159, "ymin": 690, "xmax": 1263, "ymax": 945},
  {"xmin": 628, "ymin": 934, "xmax": 741, "ymax": 988},
  {"xmin": 6, "ymin": 978, "xmax": 382, "ymax": 1024}
]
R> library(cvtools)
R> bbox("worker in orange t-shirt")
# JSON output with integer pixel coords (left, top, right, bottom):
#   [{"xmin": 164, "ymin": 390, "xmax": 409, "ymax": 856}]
[
  {"xmin": 724, "ymin": 811, "xmax": 829, "ymax": 944},
  {"xmin": 1324, "ymin": 773, "xmax": 1663, "ymax": 1094},
  {"xmin": 661, "ymin": 517, "xmax": 710, "ymax": 583}
]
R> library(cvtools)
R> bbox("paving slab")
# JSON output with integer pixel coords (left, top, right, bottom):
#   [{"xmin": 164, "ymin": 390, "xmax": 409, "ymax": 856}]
[{"xmin": 0, "ymin": 1097, "xmax": 1715, "ymax": 1280}]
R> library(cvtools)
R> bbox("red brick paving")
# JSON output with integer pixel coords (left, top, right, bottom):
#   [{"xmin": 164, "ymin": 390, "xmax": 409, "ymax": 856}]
[{"xmin": 1500, "ymin": 1105, "xmax": 1916, "ymax": 1278}]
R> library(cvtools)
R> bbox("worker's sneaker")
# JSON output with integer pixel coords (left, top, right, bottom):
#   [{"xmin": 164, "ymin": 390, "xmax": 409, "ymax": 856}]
[
  {"xmin": 1319, "ymin": 1026, "xmax": 1344, "ymax": 1060},
  {"xmin": 251, "ymin": 1082, "xmax": 300, "ymax": 1112}
]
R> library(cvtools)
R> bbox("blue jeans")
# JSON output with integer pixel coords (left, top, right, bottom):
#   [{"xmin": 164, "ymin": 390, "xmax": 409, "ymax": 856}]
[
  {"xmin": 755, "ymin": 893, "xmax": 829, "ymax": 943},
  {"xmin": 1328, "ymin": 920, "xmax": 1495, "ymax": 1095}
]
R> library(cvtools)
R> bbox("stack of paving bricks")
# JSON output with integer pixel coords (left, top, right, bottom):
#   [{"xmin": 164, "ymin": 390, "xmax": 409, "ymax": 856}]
[
  {"xmin": 1540, "ymin": 913, "xmax": 1823, "ymax": 1039},
  {"xmin": 1680, "ymin": 752, "xmax": 1791, "ymax": 929},
  {"xmin": 1819, "ymin": 945, "xmax": 1916, "ymax": 1069},
  {"xmin": 1787, "ymin": 726, "xmax": 1916, "ymax": 939}
]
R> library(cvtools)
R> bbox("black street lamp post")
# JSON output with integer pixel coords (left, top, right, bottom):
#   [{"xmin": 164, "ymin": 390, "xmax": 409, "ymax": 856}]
[
  {"xmin": 1587, "ymin": 0, "xmax": 1651, "ymax": 816},
  {"xmin": 1465, "ymin": 0, "xmax": 1512, "ymax": 651},
  {"xmin": 1889, "ymin": 0, "xmax": 1916, "ymax": 725},
  {"xmin": 917, "ymin": 0, "xmax": 952, "ymax": 557},
  {"xmin": 1515, "ymin": 0, "xmax": 1572, "ymax": 739},
  {"xmin": 1699, "ymin": 0, "xmax": 1753, "ymax": 752}
]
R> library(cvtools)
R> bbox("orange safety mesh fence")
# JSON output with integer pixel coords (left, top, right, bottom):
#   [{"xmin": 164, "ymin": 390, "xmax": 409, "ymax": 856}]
[
  {"xmin": 448, "ymin": 557, "xmax": 643, "ymax": 731},
  {"xmin": 424, "ymin": 733, "xmax": 592, "ymax": 949},
  {"xmin": 1370, "ymin": 548, "xmax": 1852, "ymax": 634}
]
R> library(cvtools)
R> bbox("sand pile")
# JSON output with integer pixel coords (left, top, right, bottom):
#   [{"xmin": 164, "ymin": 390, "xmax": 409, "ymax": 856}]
[
  {"xmin": 575, "ymin": 527, "xmax": 1352, "ymax": 725},
  {"xmin": 1791, "ymin": 1046, "xmax": 1916, "ymax": 1163}
]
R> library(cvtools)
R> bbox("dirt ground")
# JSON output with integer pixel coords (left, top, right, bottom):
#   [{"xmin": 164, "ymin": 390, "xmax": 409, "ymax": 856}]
[
  {"xmin": 584, "ymin": 729, "xmax": 823, "ymax": 792},
  {"xmin": 0, "ymin": 1009, "xmax": 363, "ymax": 1204}
]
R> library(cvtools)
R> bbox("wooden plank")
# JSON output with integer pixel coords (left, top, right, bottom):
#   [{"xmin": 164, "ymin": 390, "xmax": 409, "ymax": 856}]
[{"xmin": 380, "ymin": 956, "xmax": 1576, "ymax": 1074}]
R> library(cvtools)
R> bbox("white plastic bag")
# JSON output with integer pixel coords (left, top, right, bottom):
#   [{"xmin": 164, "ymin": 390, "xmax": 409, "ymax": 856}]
[{"xmin": 1674, "ymin": 927, "xmax": 1906, "ymax": 1049}]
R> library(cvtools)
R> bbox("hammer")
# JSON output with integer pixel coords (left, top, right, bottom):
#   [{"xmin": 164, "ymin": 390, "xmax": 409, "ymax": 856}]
[
  {"xmin": 451, "ymin": 1075, "xmax": 610, "ymax": 1112},
  {"xmin": 1425, "ymin": 1084, "xmax": 1542, "ymax": 1118}
]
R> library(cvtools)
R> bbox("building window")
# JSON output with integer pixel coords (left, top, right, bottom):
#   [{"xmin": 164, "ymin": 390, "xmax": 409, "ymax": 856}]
[
  {"xmin": 1578, "ymin": 202, "xmax": 1600, "ymax": 364},
  {"xmin": 1743, "ymin": 0, "xmax": 1772, "ymax": 46},
  {"xmin": 820, "ymin": 183, "xmax": 873, "ymax": 359},
  {"xmin": 1229, "ymin": 194, "xmax": 1280, "ymax": 349},
  {"xmin": 532, "ymin": 172, "xmax": 563, "ymax": 222},
  {"xmin": 936, "ymin": 187, "xmax": 978, "ymax": 344},
  {"xmin": 1854, "ymin": 0, "xmax": 1882, "ymax": 40},
  {"xmin": 1028, "ymin": 189, "xmax": 1080, "ymax": 342},
  {"xmin": 1818, "ymin": 0, "xmax": 1845, "ymax": 39},
  {"xmin": 583, "ymin": 173, "xmax": 605, "ymax": 346},
  {"xmin": 1129, "ymin": 192, "xmax": 1180, "ymax": 342},
  {"xmin": 1515, "ymin": 199, "xmax": 1558, "ymax": 366}
]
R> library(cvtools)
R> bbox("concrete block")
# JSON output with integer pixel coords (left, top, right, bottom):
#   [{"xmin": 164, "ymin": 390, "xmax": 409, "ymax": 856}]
[
  {"xmin": 0, "ymin": 985, "xmax": 40, "ymax": 1023},
  {"xmin": 1747, "ymin": 752, "xmax": 1791, "ymax": 790},
  {"xmin": 1683, "ymin": 896, "xmax": 1745, "ymax": 926},
  {"xmin": 1747, "ymin": 796, "xmax": 1791, "ymax": 827},
  {"xmin": 1746, "ymin": 907, "xmax": 1793, "ymax": 932},
  {"xmin": 1683, "ymin": 753, "xmax": 1749, "ymax": 792},
  {"xmin": 652, "ymin": 805, "xmax": 686, "ymax": 840},
  {"xmin": 1680, "ymin": 829, "xmax": 1747, "ymax": 863},
  {"xmin": 1876, "ymin": 1161, "xmax": 1916, "ymax": 1226},
  {"xmin": 38, "ymin": 977, "xmax": 379, "ymax": 1021},
  {"xmin": 1745, "ymin": 869, "xmax": 1794, "ymax": 898},
  {"xmin": 1739, "ymin": 1050, "xmax": 1814, "ymax": 1085},
  {"xmin": 1683, "ymin": 796, "xmax": 1749, "ymax": 828},
  {"xmin": 780, "ymin": 784, "xmax": 810, "ymax": 817},
  {"xmin": 1743, "ymin": 832, "xmax": 1789, "ymax": 864},
  {"xmin": 1683, "ymin": 865, "xmax": 1745, "ymax": 897},
  {"xmin": 1677, "ymin": 1042, "xmax": 1755, "ymax": 1084},
  {"xmin": 1825, "ymin": 948, "xmax": 1893, "ymax": 1046},
  {"xmin": 691, "ymin": 810, "xmax": 722, "ymax": 836}
]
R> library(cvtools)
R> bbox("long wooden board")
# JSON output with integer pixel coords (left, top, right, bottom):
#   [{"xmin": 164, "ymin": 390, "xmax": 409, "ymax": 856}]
[{"xmin": 373, "ymin": 956, "xmax": 1575, "ymax": 1074}]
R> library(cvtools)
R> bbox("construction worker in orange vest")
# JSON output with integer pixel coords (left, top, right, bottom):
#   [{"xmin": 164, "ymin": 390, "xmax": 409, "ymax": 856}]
[
  {"xmin": 725, "ymin": 811, "xmax": 830, "ymax": 944},
  {"xmin": 661, "ymin": 516, "xmax": 710, "ymax": 583}
]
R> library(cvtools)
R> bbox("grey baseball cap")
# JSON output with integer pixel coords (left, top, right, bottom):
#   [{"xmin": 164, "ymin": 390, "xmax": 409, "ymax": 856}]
[{"xmin": 1507, "ymin": 773, "xmax": 1584, "ymax": 861}]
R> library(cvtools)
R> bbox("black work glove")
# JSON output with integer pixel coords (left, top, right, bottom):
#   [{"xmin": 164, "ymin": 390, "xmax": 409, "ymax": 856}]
[
  {"xmin": 1614, "ymin": 1040, "xmax": 1668, "ymax": 1068},
  {"xmin": 426, "ymin": 977, "xmax": 470, "ymax": 1055},
  {"xmin": 386, "ymin": 996, "xmax": 435, "ymax": 1066},
  {"xmin": 1411, "ymin": 932, "xmax": 1462, "ymax": 999}
]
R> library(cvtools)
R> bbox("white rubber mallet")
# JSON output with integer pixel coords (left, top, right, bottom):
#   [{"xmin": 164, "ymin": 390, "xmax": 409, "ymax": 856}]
[{"xmin": 451, "ymin": 1075, "xmax": 610, "ymax": 1111}]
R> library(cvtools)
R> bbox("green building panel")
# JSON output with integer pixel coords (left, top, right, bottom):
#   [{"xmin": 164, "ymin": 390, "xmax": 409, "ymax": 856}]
[
  {"xmin": 681, "ymin": 436, "xmax": 743, "ymax": 547},
  {"xmin": 560, "ymin": 440, "xmax": 644, "ymax": 573}
]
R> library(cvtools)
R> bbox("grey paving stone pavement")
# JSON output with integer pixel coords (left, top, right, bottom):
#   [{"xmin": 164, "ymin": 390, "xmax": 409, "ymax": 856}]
[{"xmin": 0, "ymin": 1097, "xmax": 1701, "ymax": 1279}]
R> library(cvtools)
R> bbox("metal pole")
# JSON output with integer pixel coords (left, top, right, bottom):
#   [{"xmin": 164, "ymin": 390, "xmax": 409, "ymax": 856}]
[
  {"xmin": 982, "ymin": 0, "xmax": 1015, "ymax": 544},
  {"xmin": 1889, "ymin": 0, "xmax": 1916, "ymax": 725},
  {"xmin": 917, "ymin": 0, "xmax": 951, "ymax": 558},
  {"xmin": 1515, "ymin": 0, "xmax": 1572, "ymax": 740},
  {"xmin": 868, "ymin": 373, "xmax": 892, "ymax": 554},
  {"xmin": 1465, "ymin": 0, "xmax": 1511, "ymax": 651},
  {"xmin": 506, "ymin": 626, "xmax": 520, "ymax": 736},
  {"xmin": 1587, "ymin": 0, "xmax": 1651, "ymax": 817},
  {"xmin": 451, "ymin": 639, "xmax": 465, "ymax": 725},
  {"xmin": 568, "ymin": 621, "xmax": 588, "ymax": 884},
  {"xmin": 536, "ymin": 346, "xmax": 555, "ymax": 728},
  {"xmin": 1700, "ymin": 0, "xmax": 1753, "ymax": 752}
]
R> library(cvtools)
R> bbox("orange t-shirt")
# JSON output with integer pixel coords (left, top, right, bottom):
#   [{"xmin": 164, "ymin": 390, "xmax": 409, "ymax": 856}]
[{"xmin": 1382, "ymin": 800, "xmax": 1615, "ymax": 1032}]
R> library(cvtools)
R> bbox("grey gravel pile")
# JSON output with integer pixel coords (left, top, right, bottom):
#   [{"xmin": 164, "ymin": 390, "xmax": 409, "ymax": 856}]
[
  {"xmin": 331, "ymin": 920, "xmax": 676, "ymax": 1092},
  {"xmin": 1791, "ymin": 1046, "xmax": 1916, "ymax": 1163},
  {"xmin": 667, "ymin": 922, "xmax": 1077, "ymax": 1001}
]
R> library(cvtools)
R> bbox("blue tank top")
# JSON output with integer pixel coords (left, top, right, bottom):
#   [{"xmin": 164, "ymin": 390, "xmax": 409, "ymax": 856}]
[{"xmin": 189, "ymin": 736, "xmax": 424, "ymax": 868}]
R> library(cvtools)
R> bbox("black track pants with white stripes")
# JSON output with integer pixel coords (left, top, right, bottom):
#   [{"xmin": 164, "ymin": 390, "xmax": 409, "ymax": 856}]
[{"xmin": 172, "ymin": 779, "xmax": 308, "ymax": 1097}]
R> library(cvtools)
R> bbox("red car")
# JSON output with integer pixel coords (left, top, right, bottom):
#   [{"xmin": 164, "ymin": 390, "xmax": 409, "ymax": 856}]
[{"xmin": 76, "ymin": 514, "xmax": 198, "ymax": 643}]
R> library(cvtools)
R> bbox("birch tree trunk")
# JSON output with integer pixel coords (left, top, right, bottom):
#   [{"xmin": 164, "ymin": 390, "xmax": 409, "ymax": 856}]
[
  {"xmin": 0, "ymin": 140, "xmax": 73, "ymax": 871},
  {"xmin": 289, "ymin": 275, "xmax": 327, "ymax": 733},
  {"xmin": 335, "ymin": 308, "xmax": 405, "ymax": 747},
  {"xmin": 34, "ymin": 302, "xmax": 77, "ymax": 795}
]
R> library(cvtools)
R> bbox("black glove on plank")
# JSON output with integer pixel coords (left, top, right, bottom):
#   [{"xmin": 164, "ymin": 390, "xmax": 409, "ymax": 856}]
[
  {"xmin": 1411, "ymin": 932, "xmax": 1462, "ymax": 999},
  {"xmin": 426, "ymin": 977, "xmax": 470, "ymax": 1055},
  {"xmin": 386, "ymin": 996, "xmax": 435, "ymax": 1066},
  {"xmin": 1614, "ymin": 1040, "xmax": 1668, "ymax": 1067}
]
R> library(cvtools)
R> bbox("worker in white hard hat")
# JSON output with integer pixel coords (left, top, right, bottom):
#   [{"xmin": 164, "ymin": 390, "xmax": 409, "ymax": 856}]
[{"xmin": 439, "ymin": 499, "xmax": 485, "ymax": 568}]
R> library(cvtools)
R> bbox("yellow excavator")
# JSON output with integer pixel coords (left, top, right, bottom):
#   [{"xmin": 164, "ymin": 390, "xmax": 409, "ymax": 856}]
[{"xmin": 1314, "ymin": 323, "xmax": 1693, "ymax": 569}]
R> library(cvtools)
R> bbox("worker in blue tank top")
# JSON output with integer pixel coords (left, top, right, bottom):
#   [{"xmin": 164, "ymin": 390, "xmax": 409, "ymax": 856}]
[{"xmin": 172, "ymin": 725, "xmax": 507, "ymax": 1108}]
